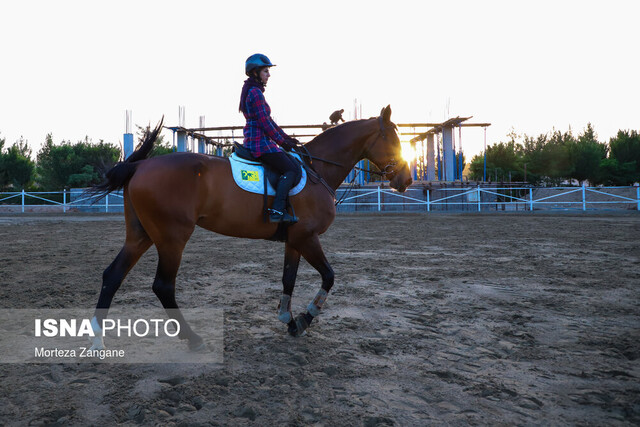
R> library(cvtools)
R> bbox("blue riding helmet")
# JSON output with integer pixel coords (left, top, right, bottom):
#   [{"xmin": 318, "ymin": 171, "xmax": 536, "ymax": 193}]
[{"xmin": 245, "ymin": 53, "xmax": 275, "ymax": 76}]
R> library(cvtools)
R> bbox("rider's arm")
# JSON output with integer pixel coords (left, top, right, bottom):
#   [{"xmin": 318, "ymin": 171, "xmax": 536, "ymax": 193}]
[{"xmin": 248, "ymin": 88, "xmax": 287, "ymax": 144}]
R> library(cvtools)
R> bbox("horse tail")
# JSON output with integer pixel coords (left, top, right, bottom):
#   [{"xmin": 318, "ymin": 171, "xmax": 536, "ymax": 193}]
[{"xmin": 89, "ymin": 117, "xmax": 164, "ymax": 199}]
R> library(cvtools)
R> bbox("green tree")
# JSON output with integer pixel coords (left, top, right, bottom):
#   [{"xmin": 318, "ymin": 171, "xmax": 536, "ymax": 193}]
[
  {"xmin": 469, "ymin": 131, "xmax": 524, "ymax": 182},
  {"xmin": 608, "ymin": 130, "xmax": 640, "ymax": 184},
  {"xmin": 597, "ymin": 158, "xmax": 637, "ymax": 186},
  {"xmin": 521, "ymin": 133, "xmax": 547, "ymax": 183},
  {"xmin": 0, "ymin": 136, "xmax": 36, "ymax": 190},
  {"xmin": 470, "ymin": 126, "xmax": 639, "ymax": 186},
  {"xmin": 36, "ymin": 135, "xmax": 120, "ymax": 189},
  {"xmin": 569, "ymin": 123, "xmax": 607, "ymax": 185},
  {"xmin": 538, "ymin": 129, "xmax": 575, "ymax": 185}
]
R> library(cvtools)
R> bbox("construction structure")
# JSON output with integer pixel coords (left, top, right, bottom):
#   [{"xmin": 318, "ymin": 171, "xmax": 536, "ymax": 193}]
[
  {"xmin": 150, "ymin": 109, "xmax": 490, "ymax": 184},
  {"xmin": 407, "ymin": 117, "xmax": 491, "ymax": 182}
]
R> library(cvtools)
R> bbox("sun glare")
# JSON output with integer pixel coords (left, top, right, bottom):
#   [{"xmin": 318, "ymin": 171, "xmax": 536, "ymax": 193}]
[{"xmin": 401, "ymin": 142, "xmax": 416, "ymax": 163}]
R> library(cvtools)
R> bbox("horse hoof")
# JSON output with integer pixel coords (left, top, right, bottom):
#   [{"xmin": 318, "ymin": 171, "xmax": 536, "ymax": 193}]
[
  {"xmin": 188, "ymin": 336, "xmax": 205, "ymax": 351},
  {"xmin": 287, "ymin": 320, "xmax": 298, "ymax": 336},
  {"xmin": 89, "ymin": 336, "xmax": 105, "ymax": 351},
  {"xmin": 288, "ymin": 313, "xmax": 310, "ymax": 337}
]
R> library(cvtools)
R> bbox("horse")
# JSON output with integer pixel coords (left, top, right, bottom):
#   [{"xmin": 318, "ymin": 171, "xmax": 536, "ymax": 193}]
[{"xmin": 88, "ymin": 105, "xmax": 412, "ymax": 350}]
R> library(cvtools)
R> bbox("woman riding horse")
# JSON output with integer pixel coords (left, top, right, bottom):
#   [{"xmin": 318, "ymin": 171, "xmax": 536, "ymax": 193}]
[
  {"xmin": 239, "ymin": 53, "xmax": 300, "ymax": 224},
  {"xmin": 88, "ymin": 102, "xmax": 411, "ymax": 350}
]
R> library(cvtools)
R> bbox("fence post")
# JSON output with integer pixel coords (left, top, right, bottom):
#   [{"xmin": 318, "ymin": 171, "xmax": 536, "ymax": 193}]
[
  {"xmin": 377, "ymin": 185, "xmax": 381, "ymax": 212},
  {"xmin": 426, "ymin": 188, "xmax": 430, "ymax": 212},
  {"xmin": 477, "ymin": 186, "xmax": 481, "ymax": 212},
  {"xmin": 21, "ymin": 189, "xmax": 25, "ymax": 213},
  {"xmin": 105, "ymin": 193, "xmax": 109, "ymax": 213},
  {"xmin": 529, "ymin": 188, "xmax": 533, "ymax": 211},
  {"xmin": 63, "ymin": 189, "xmax": 67, "ymax": 213},
  {"xmin": 582, "ymin": 184, "xmax": 586, "ymax": 211}
]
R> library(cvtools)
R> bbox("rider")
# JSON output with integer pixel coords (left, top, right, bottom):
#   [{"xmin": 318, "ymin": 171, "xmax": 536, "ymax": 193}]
[{"xmin": 239, "ymin": 53, "xmax": 300, "ymax": 224}]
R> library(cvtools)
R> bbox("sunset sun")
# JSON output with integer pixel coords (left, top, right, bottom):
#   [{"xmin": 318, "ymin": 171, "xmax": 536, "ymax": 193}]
[{"xmin": 401, "ymin": 142, "xmax": 416, "ymax": 163}]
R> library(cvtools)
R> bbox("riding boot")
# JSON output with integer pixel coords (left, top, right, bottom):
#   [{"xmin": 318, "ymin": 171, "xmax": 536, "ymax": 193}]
[{"xmin": 269, "ymin": 173, "xmax": 298, "ymax": 224}]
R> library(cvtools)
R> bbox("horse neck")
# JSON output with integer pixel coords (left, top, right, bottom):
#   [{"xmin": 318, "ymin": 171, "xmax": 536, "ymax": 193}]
[{"xmin": 305, "ymin": 119, "xmax": 377, "ymax": 190}]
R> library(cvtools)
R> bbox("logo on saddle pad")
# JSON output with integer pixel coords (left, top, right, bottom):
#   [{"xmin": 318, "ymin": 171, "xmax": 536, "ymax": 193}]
[
  {"xmin": 229, "ymin": 153, "xmax": 307, "ymax": 196},
  {"xmin": 241, "ymin": 170, "xmax": 260, "ymax": 182}
]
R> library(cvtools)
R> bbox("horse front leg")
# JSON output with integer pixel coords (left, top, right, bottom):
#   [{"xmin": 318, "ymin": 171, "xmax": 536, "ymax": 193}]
[
  {"xmin": 289, "ymin": 234, "xmax": 334, "ymax": 337},
  {"xmin": 278, "ymin": 243, "xmax": 300, "ymax": 333}
]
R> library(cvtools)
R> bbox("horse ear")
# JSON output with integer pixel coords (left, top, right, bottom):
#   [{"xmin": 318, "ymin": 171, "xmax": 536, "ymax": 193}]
[{"xmin": 382, "ymin": 105, "xmax": 392, "ymax": 123}]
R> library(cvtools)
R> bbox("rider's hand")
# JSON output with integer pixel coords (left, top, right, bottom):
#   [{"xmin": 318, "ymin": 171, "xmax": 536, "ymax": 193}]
[{"xmin": 281, "ymin": 138, "xmax": 298, "ymax": 151}]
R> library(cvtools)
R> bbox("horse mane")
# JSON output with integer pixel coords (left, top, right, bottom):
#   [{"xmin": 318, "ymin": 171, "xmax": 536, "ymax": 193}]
[{"xmin": 306, "ymin": 119, "xmax": 370, "ymax": 147}]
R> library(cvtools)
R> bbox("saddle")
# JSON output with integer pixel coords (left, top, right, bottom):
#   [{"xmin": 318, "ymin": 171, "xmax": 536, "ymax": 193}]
[{"xmin": 232, "ymin": 143, "xmax": 304, "ymax": 192}]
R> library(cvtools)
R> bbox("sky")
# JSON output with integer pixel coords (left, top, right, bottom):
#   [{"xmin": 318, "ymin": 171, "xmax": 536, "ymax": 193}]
[{"xmin": 1, "ymin": 0, "xmax": 638, "ymax": 160}]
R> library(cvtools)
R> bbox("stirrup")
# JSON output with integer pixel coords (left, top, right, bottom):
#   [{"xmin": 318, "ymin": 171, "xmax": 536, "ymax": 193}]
[{"xmin": 268, "ymin": 209, "xmax": 298, "ymax": 224}]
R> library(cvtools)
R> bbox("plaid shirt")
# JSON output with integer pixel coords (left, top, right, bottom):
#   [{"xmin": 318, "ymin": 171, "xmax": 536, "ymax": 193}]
[{"xmin": 242, "ymin": 87, "xmax": 288, "ymax": 157}]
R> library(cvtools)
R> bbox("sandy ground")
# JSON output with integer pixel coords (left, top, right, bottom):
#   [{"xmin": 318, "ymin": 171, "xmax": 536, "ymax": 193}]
[{"xmin": 0, "ymin": 212, "xmax": 638, "ymax": 426}]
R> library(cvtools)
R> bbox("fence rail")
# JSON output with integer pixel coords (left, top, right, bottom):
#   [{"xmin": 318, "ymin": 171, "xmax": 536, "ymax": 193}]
[{"xmin": 1, "ymin": 185, "xmax": 639, "ymax": 213}]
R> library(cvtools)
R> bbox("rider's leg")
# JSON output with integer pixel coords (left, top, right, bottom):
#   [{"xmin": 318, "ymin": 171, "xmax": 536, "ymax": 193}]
[{"xmin": 259, "ymin": 151, "xmax": 301, "ymax": 224}]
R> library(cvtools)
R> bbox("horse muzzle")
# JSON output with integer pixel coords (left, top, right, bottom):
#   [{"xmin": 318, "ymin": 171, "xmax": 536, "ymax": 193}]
[{"xmin": 389, "ymin": 163, "xmax": 412, "ymax": 193}]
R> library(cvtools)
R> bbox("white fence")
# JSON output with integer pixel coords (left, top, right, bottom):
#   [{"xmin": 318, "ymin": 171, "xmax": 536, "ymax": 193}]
[
  {"xmin": 335, "ymin": 185, "xmax": 640, "ymax": 212},
  {"xmin": 1, "ymin": 185, "xmax": 639, "ymax": 213},
  {"xmin": 0, "ymin": 189, "xmax": 124, "ymax": 213}
]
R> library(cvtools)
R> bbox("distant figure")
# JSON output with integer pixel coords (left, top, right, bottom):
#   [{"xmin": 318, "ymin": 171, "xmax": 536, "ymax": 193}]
[{"xmin": 329, "ymin": 109, "xmax": 345, "ymax": 125}]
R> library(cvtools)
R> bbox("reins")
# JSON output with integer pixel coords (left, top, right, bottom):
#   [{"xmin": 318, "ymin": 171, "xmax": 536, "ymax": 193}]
[{"xmin": 293, "ymin": 144, "xmax": 342, "ymax": 167}]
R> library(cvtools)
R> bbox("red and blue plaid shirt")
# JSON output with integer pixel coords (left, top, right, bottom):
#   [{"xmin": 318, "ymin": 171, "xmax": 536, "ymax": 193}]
[{"xmin": 242, "ymin": 87, "xmax": 288, "ymax": 157}]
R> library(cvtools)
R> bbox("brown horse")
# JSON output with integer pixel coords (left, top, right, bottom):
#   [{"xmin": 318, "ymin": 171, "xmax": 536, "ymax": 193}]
[{"xmin": 89, "ymin": 105, "xmax": 411, "ymax": 350}]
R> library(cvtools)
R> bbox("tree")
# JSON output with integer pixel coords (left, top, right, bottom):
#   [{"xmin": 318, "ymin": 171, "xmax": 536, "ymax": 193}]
[
  {"xmin": 569, "ymin": 123, "xmax": 607, "ymax": 185},
  {"xmin": 608, "ymin": 130, "xmax": 640, "ymax": 183},
  {"xmin": 537, "ymin": 130, "xmax": 575, "ymax": 185},
  {"xmin": 597, "ymin": 158, "xmax": 637, "ymax": 186},
  {"xmin": 36, "ymin": 135, "xmax": 120, "ymax": 189},
  {"xmin": 468, "ymin": 131, "xmax": 524, "ymax": 182},
  {"xmin": 520, "ymin": 133, "xmax": 546, "ymax": 184},
  {"xmin": 0, "ymin": 136, "xmax": 36, "ymax": 190},
  {"xmin": 466, "ymin": 125, "xmax": 638, "ymax": 186}
]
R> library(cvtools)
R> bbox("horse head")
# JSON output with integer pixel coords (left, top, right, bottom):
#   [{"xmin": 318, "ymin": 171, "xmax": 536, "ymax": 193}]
[{"xmin": 365, "ymin": 105, "xmax": 413, "ymax": 192}]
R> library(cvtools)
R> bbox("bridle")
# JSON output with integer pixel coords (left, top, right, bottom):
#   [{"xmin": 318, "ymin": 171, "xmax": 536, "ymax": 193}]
[{"xmin": 354, "ymin": 116, "xmax": 400, "ymax": 180}]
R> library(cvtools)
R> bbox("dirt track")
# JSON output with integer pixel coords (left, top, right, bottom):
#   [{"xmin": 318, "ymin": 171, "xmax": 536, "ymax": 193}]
[{"xmin": 0, "ymin": 212, "xmax": 639, "ymax": 425}]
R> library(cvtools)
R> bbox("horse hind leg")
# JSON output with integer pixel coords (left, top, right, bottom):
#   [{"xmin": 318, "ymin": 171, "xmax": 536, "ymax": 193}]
[
  {"xmin": 152, "ymin": 240, "xmax": 204, "ymax": 351},
  {"xmin": 91, "ymin": 219, "xmax": 152, "ymax": 350}
]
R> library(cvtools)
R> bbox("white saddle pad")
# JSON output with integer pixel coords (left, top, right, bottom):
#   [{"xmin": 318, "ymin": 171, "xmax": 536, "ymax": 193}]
[{"xmin": 229, "ymin": 152, "xmax": 307, "ymax": 196}]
